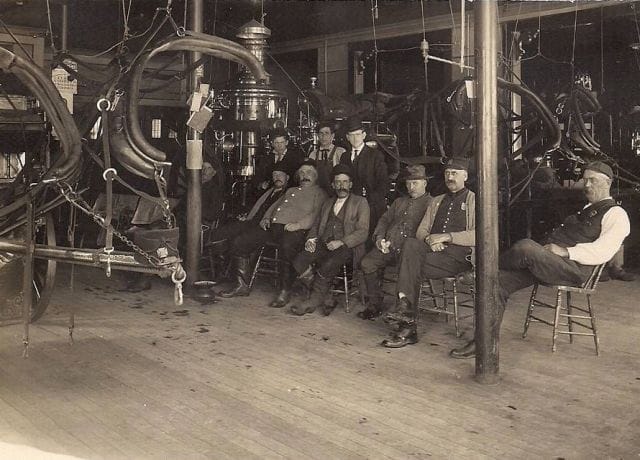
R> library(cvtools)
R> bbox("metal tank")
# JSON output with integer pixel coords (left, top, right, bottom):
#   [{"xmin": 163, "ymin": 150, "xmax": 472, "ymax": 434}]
[{"xmin": 218, "ymin": 20, "xmax": 288, "ymax": 211}]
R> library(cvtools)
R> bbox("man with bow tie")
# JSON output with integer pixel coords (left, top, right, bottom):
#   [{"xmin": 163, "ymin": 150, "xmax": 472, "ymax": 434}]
[
  {"xmin": 450, "ymin": 160, "xmax": 630, "ymax": 359},
  {"xmin": 340, "ymin": 117, "xmax": 389, "ymax": 238},
  {"xmin": 382, "ymin": 158, "xmax": 476, "ymax": 348},
  {"xmin": 307, "ymin": 121, "xmax": 346, "ymax": 194}
]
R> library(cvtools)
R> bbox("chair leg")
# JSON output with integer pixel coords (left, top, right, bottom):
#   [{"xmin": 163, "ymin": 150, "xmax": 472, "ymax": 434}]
[
  {"xmin": 428, "ymin": 279, "xmax": 439, "ymax": 309},
  {"xmin": 343, "ymin": 264, "xmax": 350, "ymax": 313},
  {"xmin": 249, "ymin": 246, "xmax": 265, "ymax": 289},
  {"xmin": 452, "ymin": 279, "xmax": 460, "ymax": 337},
  {"xmin": 566, "ymin": 291, "xmax": 573, "ymax": 343},
  {"xmin": 523, "ymin": 284, "xmax": 539, "ymax": 338},
  {"xmin": 552, "ymin": 289, "xmax": 563, "ymax": 352},
  {"xmin": 587, "ymin": 294, "xmax": 600, "ymax": 356}
]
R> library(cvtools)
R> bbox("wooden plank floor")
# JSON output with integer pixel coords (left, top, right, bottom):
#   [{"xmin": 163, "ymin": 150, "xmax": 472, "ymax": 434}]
[{"xmin": 1, "ymin": 267, "xmax": 639, "ymax": 459}]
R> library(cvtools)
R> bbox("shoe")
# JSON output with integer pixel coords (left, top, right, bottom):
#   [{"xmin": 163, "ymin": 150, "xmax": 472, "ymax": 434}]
[
  {"xmin": 449, "ymin": 340, "xmax": 476, "ymax": 359},
  {"xmin": 268, "ymin": 289, "xmax": 290, "ymax": 308},
  {"xmin": 609, "ymin": 267, "xmax": 635, "ymax": 281},
  {"xmin": 381, "ymin": 326, "xmax": 418, "ymax": 348},
  {"xmin": 384, "ymin": 296, "xmax": 412, "ymax": 323},
  {"xmin": 357, "ymin": 307, "xmax": 382, "ymax": 320},
  {"xmin": 290, "ymin": 303, "xmax": 316, "ymax": 316},
  {"xmin": 321, "ymin": 298, "xmax": 337, "ymax": 316},
  {"xmin": 218, "ymin": 279, "xmax": 250, "ymax": 298},
  {"xmin": 598, "ymin": 270, "xmax": 611, "ymax": 282}
]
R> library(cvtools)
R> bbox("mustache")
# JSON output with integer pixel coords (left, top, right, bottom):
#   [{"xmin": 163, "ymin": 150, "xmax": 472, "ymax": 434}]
[{"xmin": 301, "ymin": 178, "xmax": 311, "ymax": 182}]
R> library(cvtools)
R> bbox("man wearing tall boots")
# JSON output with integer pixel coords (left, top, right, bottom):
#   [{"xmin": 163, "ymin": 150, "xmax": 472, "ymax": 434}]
[
  {"xmin": 219, "ymin": 161, "xmax": 327, "ymax": 307},
  {"xmin": 289, "ymin": 164, "xmax": 370, "ymax": 316},
  {"xmin": 340, "ymin": 117, "xmax": 389, "ymax": 238},
  {"xmin": 383, "ymin": 158, "xmax": 476, "ymax": 348},
  {"xmin": 450, "ymin": 161, "xmax": 630, "ymax": 359},
  {"xmin": 206, "ymin": 166, "xmax": 290, "ymax": 273},
  {"xmin": 357, "ymin": 164, "xmax": 432, "ymax": 320}
]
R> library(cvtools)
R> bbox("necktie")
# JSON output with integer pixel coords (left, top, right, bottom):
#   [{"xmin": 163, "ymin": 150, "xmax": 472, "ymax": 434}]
[
  {"xmin": 320, "ymin": 149, "xmax": 329, "ymax": 161},
  {"xmin": 351, "ymin": 149, "xmax": 359, "ymax": 162}
]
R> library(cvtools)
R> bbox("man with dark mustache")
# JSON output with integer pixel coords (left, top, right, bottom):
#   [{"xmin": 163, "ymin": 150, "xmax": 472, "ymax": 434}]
[
  {"xmin": 219, "ymin": 161, "xmax": 327, "ymax": 308},
  {"xmin": 381, "ymin": 158, "xmax": 475, "ymax": 348},
  {"xmin": 289, "ymin": 164, "xmax": 370, "ymax": 316},
  {"xmin": 450, "ymin": 161, "xmax": 630, "ymax": 359}
]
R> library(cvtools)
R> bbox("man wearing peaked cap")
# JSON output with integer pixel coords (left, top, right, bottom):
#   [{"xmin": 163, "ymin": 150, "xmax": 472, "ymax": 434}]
[
  {"xmin": 382, "ymin": 158, "xmax": 476, "ymax": 348},
  {"xmin": 289, "ymin": 164, "xmax": 370, "ymax": 316},
  {"xmin": 340, "ymin": 117, "xmax": 389, "ymax": 237},
  {"xmin": 450, "ymin": 158, "xmax": 630, "ymax": 360},
  {"xmin": 357, "ymin": 164, "xmax": 432, "ymax": 320}
]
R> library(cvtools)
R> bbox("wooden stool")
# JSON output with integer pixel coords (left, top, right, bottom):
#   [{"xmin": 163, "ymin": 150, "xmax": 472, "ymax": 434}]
[
  {"xmin": 330, "ymin": 263, "xmax": 363, "ymax": 313},
  {"xmin": 418, "ymin": 272, "xmax": 475, "ymax": 337},
  {"xmin": 522, "ymin": 263, "xmax": 606, "ymax": 355}
]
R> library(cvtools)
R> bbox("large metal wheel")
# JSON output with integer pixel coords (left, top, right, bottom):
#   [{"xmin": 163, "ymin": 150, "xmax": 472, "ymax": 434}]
[{"xmin": 30, "ymin": 213, "xmax": 57, "ymax": 322}]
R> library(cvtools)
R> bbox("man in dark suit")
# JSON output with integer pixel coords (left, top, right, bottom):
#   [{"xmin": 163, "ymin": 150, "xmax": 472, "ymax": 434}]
[
  {"xmin": 254, "ymin": 127, "xmax": 304, "ymax": 191},
  {"xmin": 289, "ymin": 164, "xmax": 370, "ymax": 316},
  {"xmin": 340, "ymin": 117, "xmax": 389, "ymax": 237}
]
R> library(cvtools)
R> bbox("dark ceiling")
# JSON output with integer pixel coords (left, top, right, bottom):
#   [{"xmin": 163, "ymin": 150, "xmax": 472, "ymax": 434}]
[{"xmin": 0, "ymin": 0, "xmax": 456, "ymax": 54}]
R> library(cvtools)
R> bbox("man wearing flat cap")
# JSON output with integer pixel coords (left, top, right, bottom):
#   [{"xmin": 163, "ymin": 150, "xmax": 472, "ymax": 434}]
[
  {"xmin": 289, "ymin": 164, "xmax": 370, "ymax": 316},
  {"xmin": 357, "ymin": 164, "xmax": 432, "ymax": 320},
  {"xmin": 340, "ymin": 117, "xmax": 389, "ymax": 236},
  {"xmin": 450, "ymin": 160, "xmax": 631, "ymax": 359},
  {"xmin": 382, "ymin": 157, "xmax": 476, "ymax": 348}
]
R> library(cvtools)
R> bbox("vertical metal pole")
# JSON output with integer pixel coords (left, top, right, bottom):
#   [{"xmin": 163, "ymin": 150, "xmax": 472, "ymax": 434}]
[
  {"xmin": 21, "ymin": 200, "xmax": 34, "ymax": 358},
  {"xmin": 61, "ymin": 1, "xmax": 68, "ymax": 53},
  {"xmin": 474, "ymin": 0, "xmax": 500, "ymax": 383},
  {"xmin": 185, "ymin": 0, "xmax": 204, "ymax": 288}
]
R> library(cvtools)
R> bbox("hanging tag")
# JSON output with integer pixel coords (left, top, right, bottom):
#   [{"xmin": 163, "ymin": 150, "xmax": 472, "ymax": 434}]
[{"xmin": 186, "ymin": 106, "xmax": 213, "ymax": 133}]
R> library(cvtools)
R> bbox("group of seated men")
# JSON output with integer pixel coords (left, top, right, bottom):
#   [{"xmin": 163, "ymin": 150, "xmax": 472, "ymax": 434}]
[{"xmin": 209, "ymin": 119, "xmax": 631, "ymax": 357}]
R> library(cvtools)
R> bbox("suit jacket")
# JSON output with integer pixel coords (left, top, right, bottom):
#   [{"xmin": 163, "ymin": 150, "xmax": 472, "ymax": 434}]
[
  {"xmin": 308, "ymin": 194, "xmax": 370, "ymax": 264},
  {"xmin": 255, "ymin": 148, "xmax": 305, "ymax": 186},
  {"xmin": 340, "ymin": 144, "xmax": 389, "ymax": 226}
]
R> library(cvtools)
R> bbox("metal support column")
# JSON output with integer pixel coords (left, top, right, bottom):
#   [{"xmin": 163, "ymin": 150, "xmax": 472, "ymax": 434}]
[
  {"xmin": 474, "ymin": 0, "xmax": 500, "ymax": 383},
  {"xmin": 185, "ymin": 0, "xmax": 204, "ymax": 289},
  {"xmin": 21, "ymin": 200, "xmax": 34, "ymax": 357}
]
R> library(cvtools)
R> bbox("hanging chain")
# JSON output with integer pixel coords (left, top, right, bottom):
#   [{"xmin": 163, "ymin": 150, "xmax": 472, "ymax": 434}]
[{"xmin": 56, "ymin": 181, "xmax": 163, "ymax": 267}]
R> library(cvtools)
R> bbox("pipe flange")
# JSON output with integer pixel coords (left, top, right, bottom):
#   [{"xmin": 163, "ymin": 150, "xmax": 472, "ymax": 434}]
[{"xmin": 102, "ymin": 167, "xmax": 118, "ymax": 181}]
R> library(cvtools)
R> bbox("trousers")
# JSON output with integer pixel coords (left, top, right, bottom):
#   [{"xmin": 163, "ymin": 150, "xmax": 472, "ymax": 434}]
[
  {"xmin": 495, "ymin": 238, "xmax": 592, "ymax": 329},
  {"xmin": 396, "ymin": 237, "xmax": 472, "ymax": 307},
  {"xmin": 229, "ymin": 223, "xmax": 307, "ymax": 263},
  {"xmin": 293, "ymin": 243, "xmax": 352, "ymax": 279}
]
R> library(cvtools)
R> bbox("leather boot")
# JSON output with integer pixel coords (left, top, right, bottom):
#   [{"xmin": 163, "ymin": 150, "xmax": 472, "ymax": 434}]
[
  {"xmin": 384, "ymin": 296, "xmax": 414, "ymax": 324},
  {"xmin": 381, "ymin": 320, "xmax": 418, "ymax": 348},
  {"xmin": 290, "ymin": 274, "xmax": 330, "ymax": 316},
  {"xmin": 357, "ymin": 271, "xmax": 384, "ymax": 319},
  {"xmin": 449, "ymin": 339, "xmax": 476, "ymax": 359},
  {"xmin": 269, "ymin": 263, "xmax": 294, "ymax": 308},
  {"xmin": 218, "ymin": 256, "xmax": 251, "ymax": 298}
]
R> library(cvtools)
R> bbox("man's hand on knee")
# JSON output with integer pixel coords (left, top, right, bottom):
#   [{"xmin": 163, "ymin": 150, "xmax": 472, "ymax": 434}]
[
  {"xmin": 544, "ymin": 243, "xmax": 569, "ymax": 258},
  {"xmin": 326, "ymin": 240, "xmax": 344, "ymax": 251}
]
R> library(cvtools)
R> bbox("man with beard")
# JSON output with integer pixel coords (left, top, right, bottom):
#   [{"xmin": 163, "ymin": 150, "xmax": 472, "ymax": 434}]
[
  {"xmin": 219, "ymin": 161, "xmax": 327, "ymax": 308},
  {"xmin": 357, "ymin": 164, "xmax": 432, "ymax": 320},
  {"xmin": 289, "ymin": 164, "xmax": 370, "ymax": 316},
  {"xmin": 340, "ymin": 117, "xmax": 389, "ymax": 237},
  {"xmin": 381, "ymin": 158, "xmax": 476, "ymax": 348},
  {"xmin": 450, "ymin": 161, "xmax": 630, "ymax": 359},
  {"xmin": 206, "ymin": 166, "xmax": 290, "ymax": 266}
]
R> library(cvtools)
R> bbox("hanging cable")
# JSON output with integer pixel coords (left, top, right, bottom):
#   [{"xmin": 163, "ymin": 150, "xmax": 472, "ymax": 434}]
[
  {"xmin": 570, "ymin": 6, "xmax": 578, "ymax": 83},
  {"xmin": 370, "ymin": 0, "xmax": 379, "ymax": 94},
  {"xmin": 420, "ymin": 0, "xmax": 429, "ymax": 94},
  {"xmin": 507, "ymin": 2, "xmax": 523, "ymax": 63},
  {"xmin": 600, "ymin": 7, "xmax": 604, "ymax": 94},
  {"xmin": 45, "ymin": 0, "xmax": 58, "ymax": 54}
]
